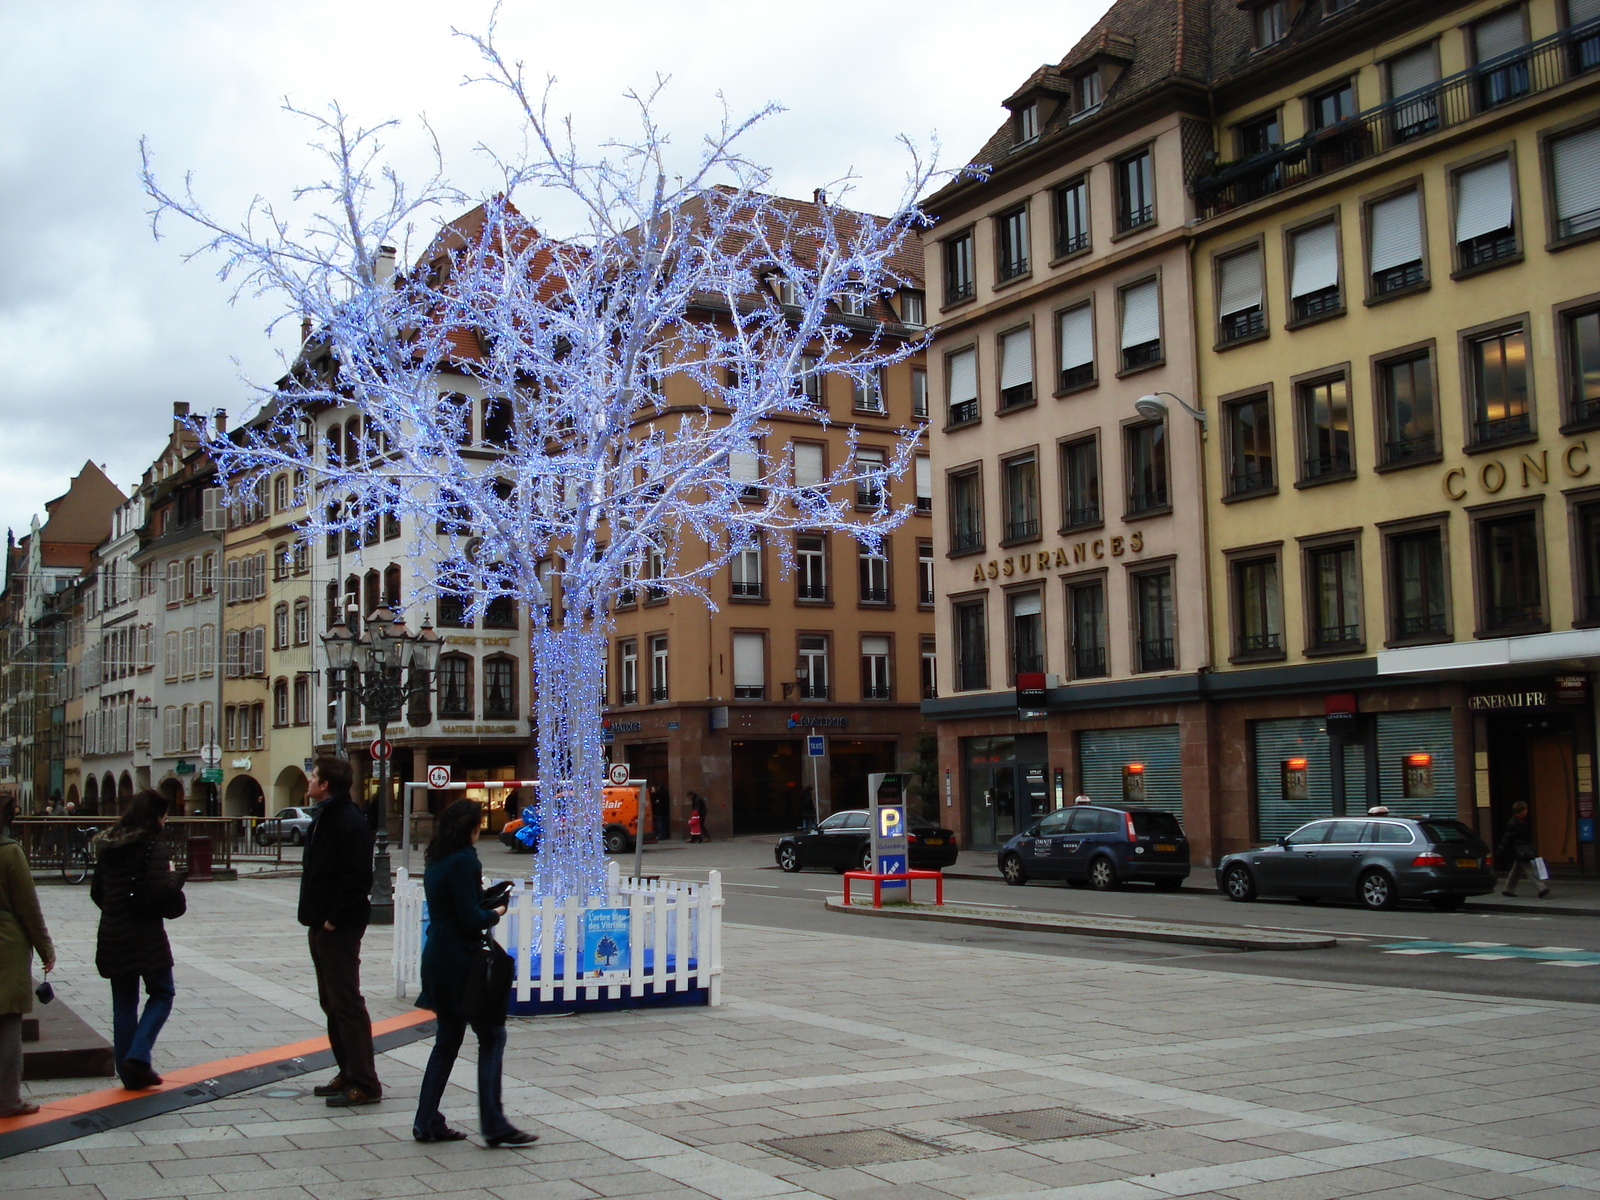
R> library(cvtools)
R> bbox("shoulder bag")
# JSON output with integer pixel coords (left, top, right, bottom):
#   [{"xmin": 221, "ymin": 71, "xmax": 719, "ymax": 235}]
[
  {"xmin": 457, "ymin": 932, "xmax": 514, "ymax": 1025},
  {"xmin": 125, "ymin": 841, "xmax": 187, "ymax": 921}
]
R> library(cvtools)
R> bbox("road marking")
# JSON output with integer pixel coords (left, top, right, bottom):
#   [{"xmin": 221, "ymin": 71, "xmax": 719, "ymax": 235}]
[{"xmin": 1376, "ymin": 939, "xmax": 1600, "ymax": 966}]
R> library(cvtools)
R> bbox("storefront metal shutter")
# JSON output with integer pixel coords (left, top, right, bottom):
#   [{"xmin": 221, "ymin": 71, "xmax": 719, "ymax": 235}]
[
  {"xmin": 1344, "ymin": 742, "xmax": 1369, "ymax": 812},
  {"xmin": 1376, "ymin": 709, "xmax": 1456, "ymax": 820},
  {"xmin": 1079, "ymin": 726, "xmax": 1182, "ymax": 816},
  {"xmin": 1254, "ymin": 717, "xmax": 1332, "ymax": 840}
]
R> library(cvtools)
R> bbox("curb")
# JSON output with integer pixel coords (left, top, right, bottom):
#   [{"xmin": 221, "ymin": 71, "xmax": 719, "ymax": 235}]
[{"xmin": 823, "ymin": 898, "xmax": 1337, "ymax": 951}]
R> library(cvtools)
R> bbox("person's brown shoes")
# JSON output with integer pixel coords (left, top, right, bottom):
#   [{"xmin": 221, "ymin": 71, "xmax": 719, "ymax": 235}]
[
  {"xmin": 312, "ymin": 1074, "xmax": 347, "ymax": 1097},
  {"xmin": 0, "ymin": 1102, "xmax": 40, "ymax": 1118},
  {"xmin": 326, "ymin": 1086, "xmax": 382, "ymax": 1108}
]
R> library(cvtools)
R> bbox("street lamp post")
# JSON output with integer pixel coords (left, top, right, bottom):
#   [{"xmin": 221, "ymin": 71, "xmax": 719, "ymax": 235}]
[{"xmin": 319, "ymin": 606, "xmax": 442, "ymax": 925}]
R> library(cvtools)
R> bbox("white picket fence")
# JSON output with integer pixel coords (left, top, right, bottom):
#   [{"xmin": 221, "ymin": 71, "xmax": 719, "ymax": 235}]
[{"xmin": 393, "ymin": 860, "xmax": 723, "ymax": 1007}]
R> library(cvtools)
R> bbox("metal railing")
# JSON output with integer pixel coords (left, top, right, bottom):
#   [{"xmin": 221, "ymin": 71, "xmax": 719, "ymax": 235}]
[
  {"xmin": 11, "ymin": 815, "xmax": 254, "ymax": 874},
  {"xmin": 1073, "ymin": 646, "xmax": 1107, "ymax": 678},
  {"xmin": 1196, "ymin": 19, "xmax": 1600, "ymax": 219}
]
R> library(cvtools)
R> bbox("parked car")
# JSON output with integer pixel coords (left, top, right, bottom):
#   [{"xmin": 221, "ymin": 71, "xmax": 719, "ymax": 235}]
[
  {"xmin": 775, "ymin": 810, "xmax": 959, "ymax": 873},
  {"xmin": 997, "ymin": 803, "xmax": 1190, "ymax": 890},
  {"xmin": 253, "ymin": 806, "xmax": 314, "ymax": 846},
  {"xmin": 1216, "ymin": 814, "xmax": 1496, "ymax": 911}
]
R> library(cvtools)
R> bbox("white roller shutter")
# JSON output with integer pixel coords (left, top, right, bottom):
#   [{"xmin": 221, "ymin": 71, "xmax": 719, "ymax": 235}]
[
  {"xmin": 1455, "ymin": 157, "xmax": 1514, "ymax": 241},
  {"xmin": 1369, "ymin": 191, "xmax": 1423, "ymax": 272},
  {"xmin": 948, "ymin": 348, "xmax": 978, "ymax": 406},
  {"xmin": 1388, "ymin": 44, "xmax": 1437, "ymax": 97},
  {"xmin": 1553, "ymin": 127, "xmax": 1600, "ymax": 230},
  {"xmin": 729, "ymin": 442, "xmax": 759, "ymax": 482},
  {"xmin": 1573, "ymin": 0, "xmax": 1600, "ymax": 22},
  {"xmin": 1058, "ymin": 305, "xmax": 1094, "ymax": 369},
  {"xmin": 1217, "ymin": 247, "xmax": 1263, "ymax": 316},
  {"xmin": 861, "ymin": 635, "xmax": 889, "ymax": 656},
  {"xmin": 732, "ymin": 632, "xmax": 764, "ymax": 689},
  {"xmin": 1290, "ymin": 223, "xmax": 1339, "ymax": 297},
  {"xmin": 999, "ymin": 327, "xmax": 1033, "ymax": 390},
  {"xmin": 1009, "ymin": 591, "xmax": 1042, "ymax": 617},
  {"xmin": 915, "ymin": 455, "xmax": 931, "ymax": 502},
  {"xmin": 1119, "ymin": 280, "xmax": 1160, "ymax": 349},
  {"xmin": 1474, "ymin": 8, "xmax": 1524, "ymax": 61},
  {"xmin": 793, "ymin": 442, "xmax": 823, "ymax": 488}
]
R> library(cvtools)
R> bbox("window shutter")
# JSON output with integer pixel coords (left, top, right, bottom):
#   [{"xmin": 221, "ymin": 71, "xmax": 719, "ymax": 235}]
[
  {"xmin": 136, "ymin": 624, "xmax": 150, "ymax": 668},
  {"xmin": 793, "ymin": 443, "xmax": 824, "ymax": 488},
  {"xmin": 1058, "ymin": 305, "xmax": 1094, "ymax": 369},
  {"xmin": 199, "ymin": 627, "xmax": 214, "ymax": 676},
  {"xmin": 1010, "ymin": 591, "xmax": 1042, "ymax": 617},
  {"xmin": 915, "ymin": 455, "xmax": 931, "ymax": 500},
  {"xmin": 732, "ymin": 633, "xmax": 764, "ymax": 688},
  {"xmin": 1455, "ymin": 158, "xmax": 1514, "ymax": 241},
  {"xmin": 1369, "ymin": 191, "xmax": 1423, "ymax": 272},
  {"xmin": 253, "ymin": 627, "xmax": 266, "ymax": 676},
  {"xmin": 225, "ymin": 630, "xmax": 240, "ymax": 678},
  {"xmin": 1552, "ymin": 127, "xmax": 1600, "ymax": 226},
  {"xmin": 729, "ymin": 443, "xmax": 760, "ymax": 483},
  {"xmin": 999, "ymin": 327, "xmax": 1034, "ymax": 390},
  {"xmin": 165, "ymin": 632, "xmax": 179, "ymax": 678},
  {"xmin": 1290, "ymin": 223, "xmax": 1339, "ymax": 297},
  {"xmin": 947, "ymin": 348, "xmax": 978, "ymax": 404},
  {"xmin": 1119, "ymin": 280, "xmax": 1160, "ymax": 348},
  {"xmin": 202, "ymin": 487, "xmax": 224, "ymax": 532},
  {"xmin": 1474, "ymin": 8, "xmax": 1524, "ymax": 61},
  {"xmin": 1388, "ymin": 45, "xmax": 1437, "ymax": 97},
  {"xmin": 862, "ymin": 635, "xmax": 889, "ymax": 657},
  {"xmin": 1574, "ymin": 0, "xmax": 1600, "ymax": 22},
  {"xmin": 1217, "ymin": 247, "xmax": 1263, "ymax": 316}
]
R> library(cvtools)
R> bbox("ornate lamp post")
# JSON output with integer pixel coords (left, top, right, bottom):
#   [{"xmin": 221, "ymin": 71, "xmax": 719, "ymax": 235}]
[{"xmin": 319, "ymin": 606, "xmax": 441, "ymax": 925}]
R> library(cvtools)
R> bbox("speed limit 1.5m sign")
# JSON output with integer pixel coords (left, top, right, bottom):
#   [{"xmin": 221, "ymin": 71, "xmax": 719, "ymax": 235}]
[
  {"xmin": 427, "ymin": 765, "xmax": 452, "ymax": 790},
  {"xmin": 608, "ymin": 762, "xmax": 631, "ymax": 786}
]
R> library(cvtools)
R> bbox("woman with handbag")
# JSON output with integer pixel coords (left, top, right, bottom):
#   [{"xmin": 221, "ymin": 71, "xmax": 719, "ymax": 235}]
[
  {"xmin": 412, "ymin": 799, "xmax": 537, "ymax": 1148},
  {"xmin": 90, "ymin": 789, "xmax": 186, "ymax": 1090},
  {"xmin": 1, "ymin": 796, "xmax": 56, "ymax": 1117}
]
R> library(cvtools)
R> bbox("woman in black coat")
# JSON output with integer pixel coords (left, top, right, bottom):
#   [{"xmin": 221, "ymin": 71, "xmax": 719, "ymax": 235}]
[
  {"xmin": 89, "ymin": 790, "xmax": 185, "ymax": 1090},
  {"xmin": 412, "ymin": 800, "xmax": 537, "ymax": 1147}
]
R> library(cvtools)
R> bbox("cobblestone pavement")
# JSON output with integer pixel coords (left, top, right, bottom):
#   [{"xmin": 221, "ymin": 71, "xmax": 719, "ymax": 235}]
[{"xmin": 12, "ymin": 873, "xmax": 1600, "ymax": 1200}]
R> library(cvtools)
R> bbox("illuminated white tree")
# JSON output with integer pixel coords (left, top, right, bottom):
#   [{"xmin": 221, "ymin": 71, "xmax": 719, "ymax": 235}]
[{"xmin": 142, "ymin": 28, "xmax": 940, "ymax": 899}]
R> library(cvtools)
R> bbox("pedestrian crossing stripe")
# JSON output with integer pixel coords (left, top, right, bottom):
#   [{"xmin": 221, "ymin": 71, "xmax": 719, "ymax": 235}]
[{"xmin": 1375, "ymin": 940, "xmax": 1600, "ymax": 965}]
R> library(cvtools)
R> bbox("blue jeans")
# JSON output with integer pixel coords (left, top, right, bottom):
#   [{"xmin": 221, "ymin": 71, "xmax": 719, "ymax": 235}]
[
  {"xmin": 110, "ymin": 968, "xmax": 175, "ymax": 1075},
  {"xmin": 412, "ymin": 1013, "xmax": 511, "ymax": 1139}
]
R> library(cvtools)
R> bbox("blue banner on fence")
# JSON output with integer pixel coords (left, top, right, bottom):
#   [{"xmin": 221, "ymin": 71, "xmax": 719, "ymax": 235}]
[{"xmin": 583, "ymin": 907, "xmax": 631, "ymax": 979}]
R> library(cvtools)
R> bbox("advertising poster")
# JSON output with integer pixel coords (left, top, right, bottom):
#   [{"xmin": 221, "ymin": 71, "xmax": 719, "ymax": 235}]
[{"xmin": 584, "ymin": 907, "xmax": 631, "ymax": 979}]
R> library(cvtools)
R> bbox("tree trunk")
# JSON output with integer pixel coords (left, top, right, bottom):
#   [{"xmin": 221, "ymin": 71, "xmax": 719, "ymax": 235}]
[{"xmin": 528, "ymin": 617, "xmax": 609, "ymax": 900}]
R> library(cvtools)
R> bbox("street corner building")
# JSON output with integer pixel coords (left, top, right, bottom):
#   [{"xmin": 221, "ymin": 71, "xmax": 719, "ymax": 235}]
[{"xmin": 921, "ymin": 0, "xmax": 1600, "ymax": 876}]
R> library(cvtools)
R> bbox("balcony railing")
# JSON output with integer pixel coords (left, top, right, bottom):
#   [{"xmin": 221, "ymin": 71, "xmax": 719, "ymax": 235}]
[
  {"xmin": 731, "ymin": 581, "xmax": 763, "ymax": 598},
  {"xmin": 1195, "ymin": 19, "xmax": 1600, "ymax": 219},
  {"xmin": 1373, "ymin": 260, "xmax": 1425, "ymax": 295},
  {"xmin": 1396, "ymin": 612, "xmax": 1447, "ymax": 638},
  {"xmin": 1012, "ymin": 654, "xmax": 1044, "ymax": 674},
  {"xmin": 951, "ymin": 527, "xmax": 984, "ymax": 553},
  {"xmin": 1220, "ymin": 308, "xmax": 1265, "ymax": 343},
  {"xmin": 1227, "ymin": 466, "xmax": 1273, "ymax": 495},
  {"xmin": 1059, "ymin": 363, "xmax": 1095, "ymax": 391},
  {"xmin": 1486, "ymin": 601, "xmax": 1543, "ymax": 629},
  {"xmin": 1303, "ymin": 451, "xmax": 1352, "ymax": 480},
  {"xmin": 949, "ymin": 398, "xmax": 978, "ymax": 425},
  {"xmin": 1384, "ymin": 434, "xmax": 1437, "ymax": 463},
  {"xmin": 1055, "ymin": 230, "xmax": 1089, "ymax": 257},
  {"xmin": 1073, "ymin": 645, "xmax": 1107, "ymax": 678},
  {"xmin": 799, "ymin": 682, "xmax": 831, "ymax": 700},
  {"xmin": 1312, "ymin": 622, "xmax": 1362, "ymax": 647},
  {"xmin": 1137, "ymin": 638, "xmax": 1175, "ymax": 672},
  {"xmin": 1238, "ymin": 632, "xmax": 1282, "ymax": 654},
  {"xmin": 650, "ymin": 686, "xmax": 668, "ymax": 702},
  {"xmin": 1128, "ymin": 488, "xmax": 1168, "ymax": 515},
  {"xmin": 1473, "ymin": 411, "xmax": 1532, "ymax": 443},
  {"xmin": 1005, "ymin": 517, "xmax": 1040, "ymax": 541}
]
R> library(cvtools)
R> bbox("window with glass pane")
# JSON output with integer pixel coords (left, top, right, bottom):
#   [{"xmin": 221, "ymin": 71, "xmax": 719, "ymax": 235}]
[
  {"xmin": 998, "ymin": 326, "xmax": 1034, "ymax": 408},
  {"xmin": 1134, "ymin": 570, "xmax": 1176, "ymax": 671},
  {"xmin": 861, "ymin": 636, "xmax": 891, "ymax": 699},
  {"xmin": 799, "ymin": 634, "xmax": 829, "ymax": 699},
  {"xmin": 1289, "ymin": 222, "xmax": 1341, "ymax": 320},
  {"xmin": 1068, "ymin": 581, "xmax": 1107, "ymax": 677},
  {"xmin": 949, "ymin": 470, "xmax": 984, "ymax": 552},
  {"xmin": 914, "ymin": 455, "xmax": 932, "ymax": 514},
  {"xmin": 794, "ymin": 354, "xmax": 823, "ymax": 405},
  {"xmin": 797, "ymin": 534, "xmax": 828, "ymax": 600},
  {"xmin": 944, "ymin": 231, "xmax": 974, "ymax": 303},
  {"xmin": 1225, "ymin": 394, "xmax": 1274, "ymax": 495},
  {"xmin": 1308, "ymin": 544, "xmax": 1362, "ymax": 647},
  {"xmin": 852, "ymin": 369, "xmax": 886, "ymax": 413},
  {"xmin": 911, "ymin": 369, "xmax": 928, "ymax": 417},
  {"xmin": 899, "ymin": 291, "xmax": 925, "ymax": 326},
  {"xmin": 1368, "ymin": 190, "xmax": 1425, "ymax": 294},
  {"xmin": 996, "ymin": 207, "xmax": 1030, "ymax": 281},
  {"xmin": 1552, "ymin": 127, "xmax": 1600, "ymax": 240},
  {"xmin": 729, "ymin": 440, "xmax": 762, "ymax": 499},
  {"xmin": 646, "ymin": 545, "xmax": 667, "ymax": 601},
  {"xmin": 1009, "ymin": 591, "xmax": 1043, "ymax": 675},
  {"xmin": 1120, "ymin": 279, "xmax": 1161, "ymax": 369},
  {"xmin": 1571, "ymin": 0, "xmax": 1600, "ymax": 71},
  {"xmin": 1455, "ymin": 158, "xmax": 1517, "ymax": 267},
  {"xmin": 1473, "ymin": 7, "xmax": 1529, "ymax": 108},
  {"xmin": 731, "ymin": 538, "xmax": 762, "ymax": 597},
  {"xmin": 484, "ymin": 656, "xmax": 516, "ymax": 718},
  {"xmin": 920, "ymin": 636, "xmax": 938, "ymax": 699},
  {"xmin": 619, "ymin": 640, "xmax": 638, "ymax": 703},
  {"xmin": 1002, "ymin": 453, "xmax": 1040, "ymax": 540},
  {"xmin": 1057, "ymin": 304, "xmax": 1095, "ymax": 390},
  {"xmin": 855, "ymin": 447, "xmax": 886, "ymax": 508},
  {"xmin": 1298, "ymin": 375, "xmax": 1353, "ymax": 480},
  {"xmin": 438, "ymin": 654, "xmax": 472, "ymax": 717},
  {"xmin": 1469, "ymin": 326, "xmax": 1531, "ymax": 441},
  {"xmin": 1060, "ymin": 437, "xmax": 1101, "ymax": 528},
  {"xmin": 1216, "ymin": 246, "xmax": 1265, "ymax": 342},
  {"xmin": 1568, "ymin": 309, "xmax": 1600, "ymax": 421},
  {"xmin": 1254, "ymin": 0, "xmax": 1287, "ymax": 46},
  {"xmin": 1234, "ymin": 557, "xmax": 1282, "ymax": 655},
  {"xmin": 1479, "ymin": 512, "xmax": 1542, "ymax": 629},
  {"xmin": 1126, "ymin": 422, "xmax": 1168, "ymax": 513},
  {"xmin": 858, "ymin": 541, "xmax": 889, "ymax": 603},
  {"xmin": 649, "ymin": 635, "xmax": 669, "ymax": 701},
  {"xmin": 1117, "ymin": 149, "xmax": 1154, "ymax": 230},
  {"xmin": 1379, "ymin": 353, "xmax": 1437, "ymax": 462},
  {"xmin": 1389, "ymin": 529, "xmax": 1448, "ymax": 637},
  {"xmin": 1309, "ymin": 79, "xmax": 1356, "ymax": 129},
  {"xmin": 733, "ymin": 633, "xmax": 764, "ymax": 699},
  {"xmin": 1577, "ymin": 502, "xmax": 1600, "ymax": 621},
  {"xmin": 947, "ymin": 347, "xmax": 979, "ymax": 425},
  {"xmin": 953, "ymin": 601, "xmax": 988, "ymax": 691},
  {"xmin": 1054, "ymin": 178, "xmax": 1089, "ymax": 256},
  {"xmin": 1075, "ymin": 71, "xmax": 1101, "ymax": 113},
  {"xmin": 918, "ymin": 540, "xmax": 934, "ymax": 605}
]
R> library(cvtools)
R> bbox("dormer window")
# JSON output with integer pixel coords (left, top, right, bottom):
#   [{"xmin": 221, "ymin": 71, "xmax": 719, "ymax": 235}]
[
  {"xmin": 1075, "ymin": 71, "xmax": 1103, "ymax": 114},
  {"xmin": 1014, "ymin": 103, "xmax": 1039, "ymax": 144},
  {"xmin": 1253, "ymin": 0, "xmax": 1290, "ymax": 48},
  {"xmin": 836, "ymin": 289, "xmax": 866, "ymax": 317},
  {"xmin": 898, "ymin": 291, "xmax": 925, "ymax": 327},
  {"xmin": 773, "ymin": 275, "xmax": 798, "ymax": 306}
]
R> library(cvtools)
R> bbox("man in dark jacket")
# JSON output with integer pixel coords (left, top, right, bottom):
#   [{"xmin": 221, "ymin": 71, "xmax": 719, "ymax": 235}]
[{"xmin": 299, "ymin": 756, "xmax": 381, "ymax": 1106}]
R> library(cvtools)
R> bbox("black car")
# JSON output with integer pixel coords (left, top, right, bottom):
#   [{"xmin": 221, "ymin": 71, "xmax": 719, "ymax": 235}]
[
  {"xmin": 1216, "ymin": 815, "xmax": 1496, "ymax": 910},
  {"xmin": 997, "ymin": 803, "xmax": 1190, "ymax": 890},
  {"xmin": 775, "ymin": 809, "xmax": 959, "ymax": 873}
]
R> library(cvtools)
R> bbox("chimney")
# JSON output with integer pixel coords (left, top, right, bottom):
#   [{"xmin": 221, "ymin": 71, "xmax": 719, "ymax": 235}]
[
  {"xmin": 375, "ymin": 245, "xmax": 396, "ymax": 287},
  {"xmin": 301, "ymin": 315, "xmax": 312, "ymax": 344},
  {"xmin": 813, "ymin": 189, "xmax": 827, "ymax": 207},
  {"xmin": 214, "ymin": 409, "xmax": 228, "ymax": 435},
  {"xmin": 173, "ymin": 401, "xmax": 190, "ymax": 419}
]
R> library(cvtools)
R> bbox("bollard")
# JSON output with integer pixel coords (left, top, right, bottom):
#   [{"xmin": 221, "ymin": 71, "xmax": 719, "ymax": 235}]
[{"xmin": 185, "ymin": 835, "xmax": 214, "ymax": 882}]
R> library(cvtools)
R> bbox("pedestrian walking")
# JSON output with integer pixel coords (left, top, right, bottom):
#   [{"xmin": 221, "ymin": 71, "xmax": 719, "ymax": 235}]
[
  {"xmin": 299, "ymin": 756, "xmax": 383, "ymax": 1107},
  {"xmin": 411, "ymin": 799, "xmax": 538, "ymax": 1147},
  {"xmin": 690, "ymin": 792, "xmax": 708, "ymax": 842},
  {"xmin": 90, "ymin": 789, "xmax": 186, "ymax": 1090},
  {"xmin": 0, "ymin": 796, "xmax": 55, "ymax": 1117},
  {"xmin": 1498, "ymin": 800, "xmax": 1550, "ymax": 899},
  {"xmin": 651, "ymin": 786, "xmax": 670, "ymax": 841},
  {"xmin": 686, "ymin": 810, "xmax": 704, "ymax": 843}
]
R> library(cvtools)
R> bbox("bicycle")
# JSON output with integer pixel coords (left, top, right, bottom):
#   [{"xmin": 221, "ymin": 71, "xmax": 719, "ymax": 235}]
[{"xmin": 60, "ymin": 825, "xmax": 96, "ymax": 884}]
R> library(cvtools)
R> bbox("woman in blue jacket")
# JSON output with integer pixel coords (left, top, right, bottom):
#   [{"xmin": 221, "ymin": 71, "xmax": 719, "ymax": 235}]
[{"xmin": 412, "ymin": 799, "xmax": 537, "ymax": 1147}]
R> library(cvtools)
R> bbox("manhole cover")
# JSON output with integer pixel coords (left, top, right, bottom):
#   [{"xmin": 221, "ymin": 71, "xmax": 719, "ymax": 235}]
[
  {"xmin": 962, "ymin": 1108, "xmax": 1135, "ymax": 1141},
  {"xmin": 261, "ymin": 1088, "xmax": 304, "ymax": 1099},
  {"xmin": 763, "ymin": 1129, "xmax": 946, "ymax": 1167}
]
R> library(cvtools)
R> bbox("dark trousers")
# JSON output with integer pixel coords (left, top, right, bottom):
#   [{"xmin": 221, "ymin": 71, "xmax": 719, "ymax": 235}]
[
  {"xmin": 308, "ymin": 924, "xmax": 380, "ymax": 1095},
  {"xmin": 412, "ymin": 1013, "xmax": 511, "ymax": 1139},
  {"xmin": 110, "ymin": 968, "xmax": 175, "ymax": 1077}
]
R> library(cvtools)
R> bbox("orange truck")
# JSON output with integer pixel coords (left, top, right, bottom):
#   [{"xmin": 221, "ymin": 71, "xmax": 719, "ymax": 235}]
[{"xmin": 499, "ymin": 781, "xmax": 653, "ymax": 854}]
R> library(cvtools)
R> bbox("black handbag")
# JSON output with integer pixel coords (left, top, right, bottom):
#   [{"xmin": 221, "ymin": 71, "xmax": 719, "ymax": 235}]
[
  {"xmin": 457, "ymin": 934, "xmax": 514, "ymax": 1024},
  {"xmin": 125, "ymin": 841, "xmax": 187, "ymax": 921}
]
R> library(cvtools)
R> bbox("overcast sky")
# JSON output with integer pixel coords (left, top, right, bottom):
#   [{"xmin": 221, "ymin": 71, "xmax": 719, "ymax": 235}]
[{"xmin": 0, "ymin": 0, "xmax": 1098, "ymax": 540}]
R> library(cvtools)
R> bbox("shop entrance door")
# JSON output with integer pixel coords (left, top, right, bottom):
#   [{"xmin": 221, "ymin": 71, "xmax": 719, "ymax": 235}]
[
  {"xmin": 1530, "ymin": 732, "xmax": 1578, "ymax": 867},
  {"xmin": 967, "ymin": 763, "xmax": 1017, "ymax": 848},
  {"xmin": 962, "ymin": 734, "xmax": 1047, "ymax": 848}
]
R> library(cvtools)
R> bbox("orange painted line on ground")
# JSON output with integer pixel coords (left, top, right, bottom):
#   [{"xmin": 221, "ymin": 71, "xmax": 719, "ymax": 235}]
[{"xmin": 0, "ymin": 1008, "xmax": 432, "ymax": 1135}]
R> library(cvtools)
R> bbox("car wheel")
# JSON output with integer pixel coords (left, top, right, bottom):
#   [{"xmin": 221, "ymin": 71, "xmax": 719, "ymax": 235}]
[
  {"xmin": 1428, "ymin": 894, "xmax": 1466, "ymax": 911},
  {"xmin": 778, "ymin": 845, "xmax": 802, "ymax": 873},
  {"xmin": 1000, "ymin": 853, "xmax": 1028, "ymax": 886},
  {"xmin": 604, "ymin": 828, "xmax": 630, "ymax": 853},
  {"xmin": 1359, "ymin": 869, "xmax": 1398, "ymax": 911},
  {"xmin": 861, "ymin": 846, "xmax": 875, "ymax": 873},
  {"xmin": 1152, "ymin": 877, "xmax": 1183, "ymax": 892},
  {"xmin": 289, "ymin": 829, "xmax": 303, "ymax": 847},
  {"xmin": 1087, "ymin": 857, "xmax": 1120, "ymax": 891},
  {"xmin": 1222, "ymin": 863, "xmax": 1257, "ymax": 902}
]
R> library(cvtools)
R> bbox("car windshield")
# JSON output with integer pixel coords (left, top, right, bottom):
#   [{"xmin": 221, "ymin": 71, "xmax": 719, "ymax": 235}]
[
  {"xmin": 1418, "ymin": 820, "xmax": 1478, "ymax": 845},
  {"xmin": 1131, "ymin": 811, "xmax": 1183, "ymax": 838}
]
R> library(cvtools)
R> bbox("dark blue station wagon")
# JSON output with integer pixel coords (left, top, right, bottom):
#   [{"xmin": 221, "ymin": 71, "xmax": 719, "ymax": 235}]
[{"xmin": 997, "ymin": 803, "xmax": 1191, "ymax": 890}]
